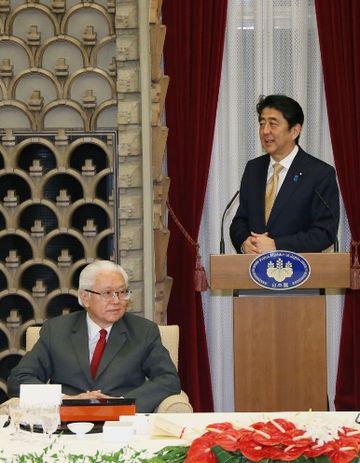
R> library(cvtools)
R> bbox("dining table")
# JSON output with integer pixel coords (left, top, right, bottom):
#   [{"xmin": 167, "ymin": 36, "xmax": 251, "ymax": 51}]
[{"xmin": 1, "ymin": 411, "xmax": 360, "ymax": 462}]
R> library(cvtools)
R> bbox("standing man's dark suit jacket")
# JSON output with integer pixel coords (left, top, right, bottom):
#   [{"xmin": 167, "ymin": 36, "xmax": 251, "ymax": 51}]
[
  {"xmin": 8, "ymin": 311, "xmax": 181, "ymax": 413},
  {"xmin": 230, "ymin": 148, "xmax": 340, "ymax": 253}
]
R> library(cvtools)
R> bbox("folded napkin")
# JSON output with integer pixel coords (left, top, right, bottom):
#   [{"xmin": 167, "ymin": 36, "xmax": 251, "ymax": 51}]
[{"xmin": 150, "ymin": 415, "xmax": 201, "ymax": 441}]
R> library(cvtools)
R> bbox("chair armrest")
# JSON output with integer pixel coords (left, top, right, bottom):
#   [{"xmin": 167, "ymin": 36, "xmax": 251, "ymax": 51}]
[
  {"xmin": 0, "ymin": 397, "xmax": 18, "ymax": 415},
  {"xmin": 155, "ymin": 390, "xmax": 193, "ymax": 413},
  {"xmin": 1, "ymin": 392, "xmax": 194, "ymax": 414}
]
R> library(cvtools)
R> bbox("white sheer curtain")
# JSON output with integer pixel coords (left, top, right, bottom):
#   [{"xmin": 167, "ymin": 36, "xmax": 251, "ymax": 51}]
[{"xmin": 200, "ymin": 0, "xmax": 349, "ymax": 412}]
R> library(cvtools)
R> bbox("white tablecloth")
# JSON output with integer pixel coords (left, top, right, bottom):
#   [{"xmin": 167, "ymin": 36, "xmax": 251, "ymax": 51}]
[{"xmin": 1, "ymin": 411, "xmax": 360, "ymax": 461}]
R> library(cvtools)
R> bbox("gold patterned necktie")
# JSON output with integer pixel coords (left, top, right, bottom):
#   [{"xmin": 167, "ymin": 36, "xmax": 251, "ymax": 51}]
[{"xmin": 265, "ymin": 162, "xmax": 284, "ymax": 223}]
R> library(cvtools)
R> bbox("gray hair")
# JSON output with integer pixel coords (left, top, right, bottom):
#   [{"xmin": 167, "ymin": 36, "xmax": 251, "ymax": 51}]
[{"xmin": 78, "ymin": 260, "xmax": 128, "ymax": 307}]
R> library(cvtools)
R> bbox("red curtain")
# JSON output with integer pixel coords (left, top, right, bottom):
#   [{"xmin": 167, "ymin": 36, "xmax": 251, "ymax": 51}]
[
  {"xmin": 162, "ymin": 1, "xmax": 228, "ymax": 411},
  {"xmin": 315, "ymin": 0, "xmax": 360, "ymax": 409}
]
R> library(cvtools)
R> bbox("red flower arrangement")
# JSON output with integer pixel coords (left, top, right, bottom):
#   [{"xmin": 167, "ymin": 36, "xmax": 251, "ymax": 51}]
[{"xmin": 183, "ymin": 418, "xmax": 360, "ymax": 463}]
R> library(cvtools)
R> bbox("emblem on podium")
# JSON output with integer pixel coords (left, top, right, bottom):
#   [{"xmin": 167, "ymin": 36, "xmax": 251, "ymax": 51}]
[{"xmin": 249, "ymin": 251, "xmax": 311, "ymax": 290}]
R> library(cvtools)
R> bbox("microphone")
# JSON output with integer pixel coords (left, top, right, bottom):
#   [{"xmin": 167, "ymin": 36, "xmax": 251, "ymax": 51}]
[
  {"xmin": 314, "ymin": 188, "xmax": 339, "ymax": 252},
  {"xmin": 220, "ymin": 190, "xmax": 240, "ymax": 254}
]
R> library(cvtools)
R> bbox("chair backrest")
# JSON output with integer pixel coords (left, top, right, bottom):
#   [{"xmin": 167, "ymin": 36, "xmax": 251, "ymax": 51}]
[
  {"xmin": 26, "ymin": 324, "xmax": 180, "ymax": 370},
  {"xmin": 26, "ymin": 326, "xmax": 41, "ymax": 351},
  {"xmin": 158, "ymin": 325, "xmax": 179, "ymax": 370}
]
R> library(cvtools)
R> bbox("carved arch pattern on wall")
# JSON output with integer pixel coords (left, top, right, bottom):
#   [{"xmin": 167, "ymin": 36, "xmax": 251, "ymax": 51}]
[{"xmin": 0, "ymin": 1, "xmax": 116, "ymax": 130}]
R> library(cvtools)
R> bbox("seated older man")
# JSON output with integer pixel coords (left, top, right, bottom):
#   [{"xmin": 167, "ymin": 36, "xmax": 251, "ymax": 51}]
[{"xmin": 8, "ymin": 260, "xmax": 181, "ymax": 413}]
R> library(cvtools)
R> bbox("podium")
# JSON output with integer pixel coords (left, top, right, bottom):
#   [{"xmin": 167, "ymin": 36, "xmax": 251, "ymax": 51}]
[{"xmin": 210, "ymin": 253, "xmax": 350, "ymax": 412}]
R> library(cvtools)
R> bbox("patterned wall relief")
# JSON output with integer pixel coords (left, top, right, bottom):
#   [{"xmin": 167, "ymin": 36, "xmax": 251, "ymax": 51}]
[
  {"xmin": 0, "ymin": 0, "xmax": 171, "ymax": 404},
  {"xmin": 0, "ymin": 129, "xmax": 117, "ymax": 403},
  {"xmin": 149, "ymin": 0, "xmax": 172, "ymax": 325},
  {"xmin": 0, "ymin": 1, "xmax": 116, "ymax": 129},
  {"xmin": 0, "ymin": 0, "xmax": 119, "ymax": 404}
]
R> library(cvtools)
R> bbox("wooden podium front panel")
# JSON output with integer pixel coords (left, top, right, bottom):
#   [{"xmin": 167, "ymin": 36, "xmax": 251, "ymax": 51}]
[
  {"xmin": 211, "ymin": 253, "xmax": 350, "ymax": 290},
  {"xmin": 233, "ymin": 295, "xmax": 327, "ymax": 412}
]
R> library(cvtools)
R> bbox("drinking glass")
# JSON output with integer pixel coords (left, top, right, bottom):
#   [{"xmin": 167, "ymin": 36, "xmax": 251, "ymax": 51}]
[
  {"xmin": 8, "ymin": 401, "xmax": 23, "ymax": 439},
  {"xmin": 39, "ymin": 405, "xmax": 60, "ymax": 440},
  {"xmin": 23, "ymin": 403, "xmax": 38, "ymax": 438}
]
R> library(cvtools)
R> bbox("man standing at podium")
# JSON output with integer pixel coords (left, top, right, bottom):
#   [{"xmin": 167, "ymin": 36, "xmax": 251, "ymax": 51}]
[{"xmin": 230, "ymin": 94, "xmax": 340, "ymax": 254}]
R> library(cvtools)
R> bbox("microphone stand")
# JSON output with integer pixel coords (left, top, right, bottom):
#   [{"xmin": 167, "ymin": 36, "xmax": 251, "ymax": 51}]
[
  {"xmin": 315, "ymin": 189, "xmax": 339, "ymax": 252},
  {"xmin": 220, "ymin": 190, "xmax": 240, "ymax": 254}
]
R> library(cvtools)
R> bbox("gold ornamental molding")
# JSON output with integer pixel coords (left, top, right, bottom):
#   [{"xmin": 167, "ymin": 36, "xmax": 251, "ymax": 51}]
[
  {"xmin": 5, "ymin": 4, "xmax": 60, "ymax": 35},
  {"xmin": 36, "ymin": 35, "xmax": 89, "ymax": 66},
  {"xmin": 61, "ymin": 3, "xmax": 114, "ymax": 36}
]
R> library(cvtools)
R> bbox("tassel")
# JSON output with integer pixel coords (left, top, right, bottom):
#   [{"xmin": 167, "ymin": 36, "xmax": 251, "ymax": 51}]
[
  {"xmin": 167, "ymin": 201, "xmax": 209, "ymax": 292},
  {"xmin": 194, "ymin": 245, "xmax": 209, "ymax": 292},
  {"xmin": 351, "ymin": 240, "xmax": 360, "ymax": 290}
]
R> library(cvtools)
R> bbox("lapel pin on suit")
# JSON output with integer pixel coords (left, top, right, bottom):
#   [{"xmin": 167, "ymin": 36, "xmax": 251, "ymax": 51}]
[{"xmin": 293, "ymin": 172, "xmax": 303, "ymax": 182}]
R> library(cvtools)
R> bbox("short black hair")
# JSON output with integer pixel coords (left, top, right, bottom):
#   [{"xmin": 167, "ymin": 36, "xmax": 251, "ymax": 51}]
[{"xmin": 256, "ymin": 94, "xmax": 304, "ymax": 143}]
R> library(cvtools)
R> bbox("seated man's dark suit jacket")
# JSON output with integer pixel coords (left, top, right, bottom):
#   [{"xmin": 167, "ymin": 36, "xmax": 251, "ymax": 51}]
[
  {"xmin": 230, "ymin": 147, "xmax": 340, "ymax": 253},
  {"xmin": 8, "ymin": 311, "xmax": 181, "ymax": 413}
]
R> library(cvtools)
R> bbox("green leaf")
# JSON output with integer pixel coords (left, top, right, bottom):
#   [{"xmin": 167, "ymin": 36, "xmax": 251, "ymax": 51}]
[
  {"xmin": 148, "ymin": 445, "xmax": 189, "ymax": 462},
  {"xmin": 310, "ymin": 456, "xmax": 332, "ymax": 463},
  {"xmin": 211, "ymin": 445, "xmax": 242, "ymax": 463}
]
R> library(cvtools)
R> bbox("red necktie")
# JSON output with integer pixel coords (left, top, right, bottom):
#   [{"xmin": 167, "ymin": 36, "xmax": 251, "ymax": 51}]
[{"xmin": 90, "ymin": 329, "xmax": 107, "ymax": 378}]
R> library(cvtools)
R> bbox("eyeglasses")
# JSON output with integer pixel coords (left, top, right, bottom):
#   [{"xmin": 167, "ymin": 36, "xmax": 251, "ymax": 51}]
[{"xmin": 85, "ymin": 289, "xmax": 132, "ymax": 300}]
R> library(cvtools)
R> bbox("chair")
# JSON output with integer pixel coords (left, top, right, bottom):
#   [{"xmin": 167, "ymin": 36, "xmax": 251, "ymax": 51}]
[
  {"xmin": 26, "ymin": 325, "xmax": 41, "ymax": 351},
  {"xmin": 1, "ymin": 324, "xmax": 193, "ymax": 414},
  {"xmin": 156, "ymin": 325, "xmax": 193, "ymax": 413}
]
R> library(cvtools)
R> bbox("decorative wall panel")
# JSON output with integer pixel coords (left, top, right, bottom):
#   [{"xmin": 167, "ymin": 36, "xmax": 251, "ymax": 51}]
[
  {"xmin": 0, "ymin": 0, "xmax": 121, "ymax": 405},
  {"xmin": 0, "ymin": 1, "xmax": 117, "ymax": 130},
  {"xmin": 0, "ymin": 130, "xmax": 117, "ymax": 403},
  {"xmin": 0, "ymin": 0, "xmax": 171, "ymax": 406},
  {"xmin": 149, "ymin": 0, "xmax": 172, "ymax": 325}
]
